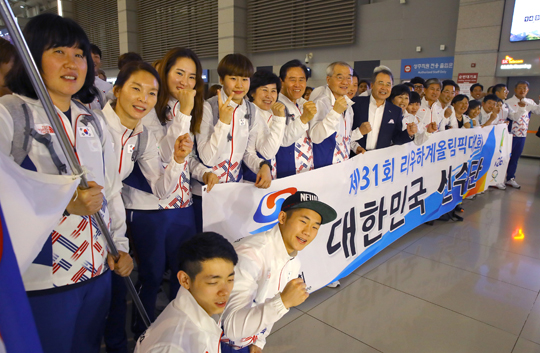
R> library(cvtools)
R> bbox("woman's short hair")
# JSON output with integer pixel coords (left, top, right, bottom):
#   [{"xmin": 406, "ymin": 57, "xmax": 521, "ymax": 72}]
[
  {"xmin": 6, "ymin": 13, "xmax": 95, "ymax": 103},
  {"xmin": 409, "ymin": 91, "xmax": 421, "ymax": 104},
  {"xmin": 465, "ymin": 99, "xmax": 481, "ymax": 115},
  {"xmin": 217, "ymin": 54, "xmax": 254, "ymax": 79},
  {"xmin": 451, "ymin": 94, "xmax": 469, "ymax": 105},
  {"xmin": 248, "ymin": 70, "xmax": 281, "ymax": 102},
  {"xmin": 388, "ymin": 84, "xmax": 411, "ymax": 102},
  {"xmin": 113, "ymin": 61, "xmax": 161, "ymax": 95}
]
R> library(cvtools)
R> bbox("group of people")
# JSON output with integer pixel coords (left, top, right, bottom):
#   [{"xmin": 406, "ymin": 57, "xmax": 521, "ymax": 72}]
[{"xmin": 1, "ymin": 12, "xmax": 539, "ymax": 353}]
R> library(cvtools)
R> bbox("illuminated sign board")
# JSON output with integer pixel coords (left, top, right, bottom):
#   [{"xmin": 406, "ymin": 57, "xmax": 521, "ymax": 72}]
[
  {"xmin": 510, "ymin": 0, "xmax": 540, "ymax": 42},
  {"xmin": 496, "ymin": 52, "xmax": 540, "ymax": 76},
  {"xmin": 500, "ymin": 55, "xmax": 532, "ymax": 70}
]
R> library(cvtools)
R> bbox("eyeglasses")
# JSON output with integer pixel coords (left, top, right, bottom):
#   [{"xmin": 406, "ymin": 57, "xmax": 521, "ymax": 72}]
[{"xmin": 413, "ymin": 84, "xmax": 424, "ymax": 89}]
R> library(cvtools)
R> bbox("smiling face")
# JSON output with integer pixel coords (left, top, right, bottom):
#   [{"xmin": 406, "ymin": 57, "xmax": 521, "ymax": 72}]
[
  {"xmin": 468, "ymin": 105, "xmax": 481, "ymax": 119},
  {"xmin": 114, "ymin": 70, "xmax": 159, "ymax": 128},
  {"xmin": 439, "ymin": 85, "xmax": 456, "ymax": 106},
  {"xmin": 471, "ymin": 86, "xmax": 483, "ymax": 100},
  {"xmin": 252, "ymin": 83, "xmax": 278, "ymax": 111},
  {"xmin": 452, "ymin": 98, "xmax": 469, "ymax": 115},
  {"xmin": 41, "ymin": 46, "xmax": 87, "ymax": 110},
  {"xmin": 371, "ymin": 73, "xmax": 393, "ymax": 102},
  {"xmin": 495, "ymin": 87, "xmax": 509, "ymax": 100},
  {"xmin": 347, "ymin": 76, "xmax": 359, "ymax": 99},
  {"xmin": 167, "ymin": 57, "xmax": 197, "ymax": 97},
  {"xmin": 278, "ymin": 208, "xmax": 322, "ymax": 255},
  {"xmin": 327, "ymin": 64, "xmax": 352, "ymax": 98},
  {"xmin": 424, "ymin": 83, "xmax": 441, "ymax": 104},
  {"xmin": 220, "ymin": 75, "xmax": 250, "ymax": 104},
  {"xmin": 482, "ymin": 99, "xmax": 497, "ymax": 113},
  {"xmin": 392, "ymin": 93, "xmax": 410, "ymax": 112},
  {"xmin": 178, "ymin": 258, "xmax": 235, "ymax": 316},
  {"xmin": 407, "ymin": 102, "xmax": 421, "ymax": 116},
  {"xmin": 358, "ymin": 81, "xmax": 369, "ymax": 94},
  {"xmin": 281, "ymin": 67, "xmax": 307, "ymax": 102}
]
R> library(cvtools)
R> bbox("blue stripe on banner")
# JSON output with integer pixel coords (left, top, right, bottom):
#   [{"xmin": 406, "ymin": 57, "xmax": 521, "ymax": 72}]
[
  {"xmin": 330, "ymin": 128, "xmax": 497, "ymax": 283},
  {"xmin": 0, "ymin": 202, "xmax": 44, "ymax": 352}
]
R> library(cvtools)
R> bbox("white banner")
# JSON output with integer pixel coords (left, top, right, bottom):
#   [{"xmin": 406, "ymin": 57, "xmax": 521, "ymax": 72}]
[
  {"xmin": 0, "ymin": 152, "xmax": 80, "ymax": 274},
  {"xmin": 203, "ymin": 125, "xmax": 512, "ymax": 292}
]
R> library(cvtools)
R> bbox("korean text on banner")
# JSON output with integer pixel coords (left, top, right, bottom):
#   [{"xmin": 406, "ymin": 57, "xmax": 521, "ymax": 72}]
[{"xmin": 203, "ymin": 125, "xmax": 512, "ymax": 292}]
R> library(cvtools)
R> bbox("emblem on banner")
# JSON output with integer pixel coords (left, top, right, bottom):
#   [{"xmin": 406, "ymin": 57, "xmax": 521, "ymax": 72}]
[{"xmin": 250, "ymin": 187, "xmax": 297, "ymax": 234}]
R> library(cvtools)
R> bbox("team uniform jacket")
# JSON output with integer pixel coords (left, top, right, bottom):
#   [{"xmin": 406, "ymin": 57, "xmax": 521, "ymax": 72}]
[
  {"xmin": 134, "ymin": 286, "xmax": 223, "ymax": 353},
  {"xmin": 100, "ymin": 102, "xmax": 183, "ymax": 198},
  {"xmin": 309, "ymin": 86, "xmax": 359, "ymax": 168},
  {"xmin": 492, "ymin": 101, "xmax": 522, "ymax": 125},
  {"xmin": 403, "ymin": 112, "xmax": 431, "ymax": 145},
  {"xmin": 419, "ymin": 98, "xmax": 455, "ymax": 131},
  {"xmin": 88, "ymin": 76, "xmax": 113, "ymax": 110},
  {"xmin": 276, "ymin": 93, "xmax": 314, "ymax": 177},
  {"xmin": 245, "ymin": 105, "xmax": 286, "ymax": 179},
  {"xmin": 122, "ymin": 98, "xmax": 210, "ymax": 210},
  {"xmin": 196, "ymin": 92, "xmax": 264, "ymax": 183},
  {"xmin": 505, "ymin": 96, "xmax": 540, "ymax": 137},
  {"xmin": 222, "ymin": 224, "xmax": 300, "ymax": 349},
  {"xmin": 0, "ymin": 94, "xmax": 128, "ymax": 291}
]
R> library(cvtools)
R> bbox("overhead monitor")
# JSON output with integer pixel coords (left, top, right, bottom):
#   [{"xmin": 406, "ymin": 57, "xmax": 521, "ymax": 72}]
[{"xmin": 510, "ymin": 0, "xmax": 540, "ymax": 42}]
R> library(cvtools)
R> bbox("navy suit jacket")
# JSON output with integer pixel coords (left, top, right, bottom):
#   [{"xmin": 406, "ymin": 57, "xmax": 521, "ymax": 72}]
[{"xmin": 351, "ymin": 96, "xmax": 412, "ymax": 149}]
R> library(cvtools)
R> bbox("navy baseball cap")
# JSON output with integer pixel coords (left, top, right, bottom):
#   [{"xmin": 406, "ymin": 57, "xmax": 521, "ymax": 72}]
[{"xmin": 280, "ymin": 191, "xmax": 337, "ymax": 224}]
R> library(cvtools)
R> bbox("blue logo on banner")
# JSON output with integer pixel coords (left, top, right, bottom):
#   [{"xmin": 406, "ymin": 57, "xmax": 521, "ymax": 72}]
[{"xmin": 401, "ymin": 56, "xmax": 454, "ymax": 80}]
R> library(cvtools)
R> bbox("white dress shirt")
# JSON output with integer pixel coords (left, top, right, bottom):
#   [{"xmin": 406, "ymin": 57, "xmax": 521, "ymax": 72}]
[{"xmin": 366, "ymin": 94, "xmax": 385, "ymax": 150}]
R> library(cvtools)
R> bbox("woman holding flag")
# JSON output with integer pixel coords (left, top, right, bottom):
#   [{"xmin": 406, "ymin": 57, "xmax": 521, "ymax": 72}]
[{"xmin": 0, "ymin": 13, "xmax": 132, "ymax": 353}]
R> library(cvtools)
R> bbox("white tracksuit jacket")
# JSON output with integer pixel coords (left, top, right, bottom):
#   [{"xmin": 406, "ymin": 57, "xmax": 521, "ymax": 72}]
[
  {"xmin": 222, "ymin": 224, "xmax": 301, "ymax": 349},
  {"xmin": 122, "ymin": 98, "xmax": 210, "ymax": 210},
  {"xmin": 309, "ymin": 85, "xmax": 360, "ymax": 163},
  {"xmin": 251, "ymin": 105, "xmax": 286, "ymax": 179},
  {"xmin": 505, "ymin": 95, "xmax": 540, "ymax": 138},
  {"xmin": 196, "ymin": 92, "xmax": 264, "ymax": 183},
  {"xmin": 0, "ymin": 94, "xmax": 128, "ymax": 291},
  {"xmin": 135, "ymin": 286, "xmax": 223, "ymax": 353},
  {"xmin": 100, "ymin": 102, "xmax": 182, "ymax": 198}
]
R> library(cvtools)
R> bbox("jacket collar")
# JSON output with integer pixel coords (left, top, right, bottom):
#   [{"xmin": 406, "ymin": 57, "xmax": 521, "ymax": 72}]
[
  {"xmin": 369, "ymin": 93, "xmax": 385, "ymax": 109},
  {"xmin": 102, "ymin": 101, "xmax": 144, "ymax": 135},
  {"xmin": 173, "ymin": 286, "xmax": 222, "ymax": 334},
  {"xmin": 324, "ymin": 85, "xmax": 354, "ymax": 107},
  {"xmin": 269, "ymin": 223, "xmax": 298, "ymax": 260},
  {"xmin": 278, "ymin": 92, "xmax": 307, "ymax": 107}
]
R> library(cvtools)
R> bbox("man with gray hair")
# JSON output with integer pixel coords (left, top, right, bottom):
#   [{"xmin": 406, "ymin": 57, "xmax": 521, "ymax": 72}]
[
  {"xmin": 309, "ymin": 61, "xmax": 368, "ymax": 168},
  {"xmin": 418, "ymin": 78, "xmax": 451, "ymax": 132},
  {"xmin": 351, "ymin": 66, "xmax": 416, "ymax": 151}
]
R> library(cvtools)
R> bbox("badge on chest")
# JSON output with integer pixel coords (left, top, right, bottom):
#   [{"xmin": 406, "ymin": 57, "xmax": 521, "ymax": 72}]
[{"xmin": 78, "ymin": 126, "xmax": 94, "ymax": 137}]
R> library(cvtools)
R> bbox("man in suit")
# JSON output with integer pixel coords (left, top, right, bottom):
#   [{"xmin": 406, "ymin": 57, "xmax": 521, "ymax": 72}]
[{"xmin": 351, "ymin": 66, "xmax": 417, "ymax": 151}]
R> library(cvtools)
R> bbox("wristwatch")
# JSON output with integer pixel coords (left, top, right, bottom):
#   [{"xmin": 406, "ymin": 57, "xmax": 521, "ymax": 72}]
[{"xmin": 260, "ymin": 160, "xmax": 272, "ymax": 171}]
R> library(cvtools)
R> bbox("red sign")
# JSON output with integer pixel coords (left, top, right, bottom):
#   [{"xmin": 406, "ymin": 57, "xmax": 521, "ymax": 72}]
[
  {"xmin": 404, "ymin": 65, "xmax": 412, "ymax": 73},
  {"xmin": 457, "ymin": 73, "xmax": 478, "ymax": 84}
]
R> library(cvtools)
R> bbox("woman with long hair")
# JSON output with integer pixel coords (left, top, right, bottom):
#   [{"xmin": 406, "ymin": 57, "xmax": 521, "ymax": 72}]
[{"xmin": 123, "ymin": 47, "xmax": 217, "ymax": 338}]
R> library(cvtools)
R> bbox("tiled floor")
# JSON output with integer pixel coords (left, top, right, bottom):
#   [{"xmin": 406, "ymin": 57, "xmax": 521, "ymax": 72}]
[
  {"xmin": 264, "ymin": 157, "xmax": 540, "ymax": 353},
  {"xmin": 105, "ymin": 157, "xmax": 540, "ymax": 353}
]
